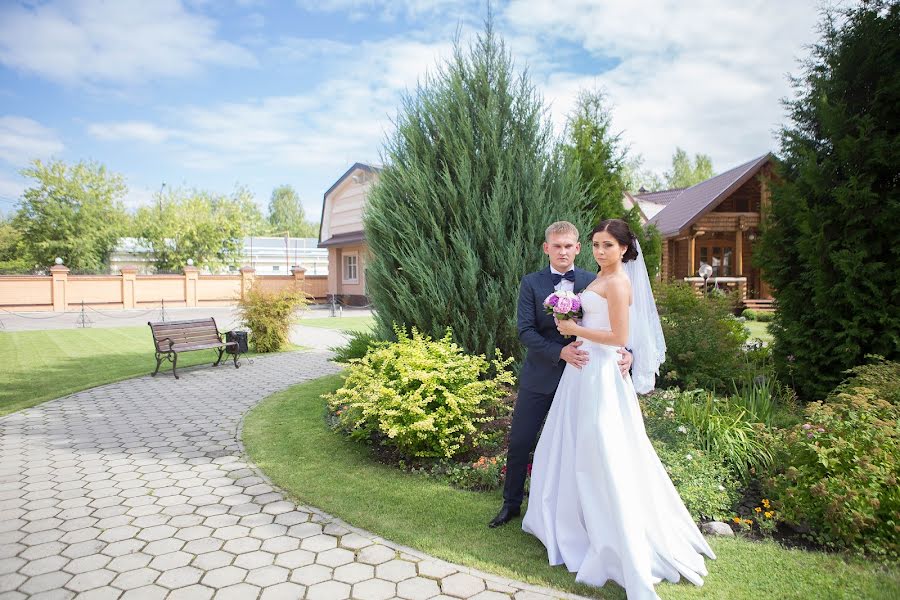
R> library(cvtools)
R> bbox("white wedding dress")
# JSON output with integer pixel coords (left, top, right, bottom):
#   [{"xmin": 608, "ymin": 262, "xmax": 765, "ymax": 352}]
[{"xmin": 522, "ymin": 290, "xmax": 715, "ymax": 600}]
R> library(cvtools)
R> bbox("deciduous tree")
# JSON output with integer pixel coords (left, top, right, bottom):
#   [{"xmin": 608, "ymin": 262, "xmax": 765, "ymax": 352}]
[
  {"xmin": 14, "ymin": 159, "xmax": 128, "ymax": 271},
  {"xmin": 136, "ymin": 185, "xmax": 267, "ymax": 272},
  {"xmin": 268, "ymin": 184, "xmax": 317, "ymax": 237}
]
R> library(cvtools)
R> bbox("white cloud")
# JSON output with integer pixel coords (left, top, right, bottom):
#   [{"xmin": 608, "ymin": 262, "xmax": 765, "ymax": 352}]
[
  {"xmin": 0, "ymin": 116, "xmax": 65, "ymax": 167},
  {"xmin": 504, "ymin": 0, "xmax": 820, "ymax": 173},
  {"xmin": 268, "ymin": 37, "xmax": 356, "ymax": 64},
  {"xmin": 88, "ymin": 35, "xmax": 453, "ymax": 174},
  {"xmin": 296, "ymin": 0, "xmax": 481, "ymax": 21},
  {"xmin": 88, "ymin": 121, "xmax": 175, "ymax": 144},
  {"xmin": 0, "ymin": 0, "xmax": 256, "ymax": 86},
  {"xmin": 121, "ymin": 184, "xmax": 159, "ymax": 211}
]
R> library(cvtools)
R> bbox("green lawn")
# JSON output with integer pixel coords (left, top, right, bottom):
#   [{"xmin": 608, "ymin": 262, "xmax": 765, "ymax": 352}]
[
  {"xmin": 243, "ymin": 375, "xmax": 900, "ymax": 600},
  {"xmin": 298, "ymin": 315, "xmax": 374, "ymax": 333},
  {"xmin": 744, "ymin": 320, "xmax": 773, "ymax": 343},
  {"xmin": 0, "ymin": 326, "xmax": 299, "ymax": 417}
]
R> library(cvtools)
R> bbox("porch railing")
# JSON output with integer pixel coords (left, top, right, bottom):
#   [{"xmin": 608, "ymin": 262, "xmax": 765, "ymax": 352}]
[{"xmin": 683, "ymin": 276, "xmax": 748, "ymax": 301}]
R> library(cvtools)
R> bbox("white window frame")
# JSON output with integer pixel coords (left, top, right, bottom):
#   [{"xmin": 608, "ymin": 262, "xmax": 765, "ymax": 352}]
[{"xmin": 342, "ymin": 252, "xmax": 359, "ymax": 284}]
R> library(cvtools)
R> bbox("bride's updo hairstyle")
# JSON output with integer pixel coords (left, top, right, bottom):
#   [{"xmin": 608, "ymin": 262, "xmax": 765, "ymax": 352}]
[{"xmin": 590, "ymin": 219, "xmax": 639, "ymax": 262}]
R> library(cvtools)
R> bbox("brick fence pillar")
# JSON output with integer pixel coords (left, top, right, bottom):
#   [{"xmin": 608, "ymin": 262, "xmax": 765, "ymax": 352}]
[
  {"xmin": 240, "ymin": 267, "xmax": 256, "ymax": 302},
  {"xmin": 184, "ymin": 266, "xmax": 199, "ymax": 307},
  {"xmin": 121, "ymin": 267, "xmax": 138, "ymax": 309},
  {"xmin": 291, "ymin": 265, "xmax": 306, "ymax": 289},
  {"xmin": 50, "ymin": 264, "xmax": 69, "ymax": 312}
]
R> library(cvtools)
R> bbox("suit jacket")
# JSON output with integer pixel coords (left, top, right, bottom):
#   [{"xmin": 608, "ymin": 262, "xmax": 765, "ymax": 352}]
[{"xmin": 517, "ymin": 266, "xmax": 596, "ymax": 393}]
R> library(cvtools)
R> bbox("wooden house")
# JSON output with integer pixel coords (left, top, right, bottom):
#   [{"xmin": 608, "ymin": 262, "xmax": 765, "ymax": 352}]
[{"xmin": 642, "ymin": 153, "xmax": 775, "ymax": 307}]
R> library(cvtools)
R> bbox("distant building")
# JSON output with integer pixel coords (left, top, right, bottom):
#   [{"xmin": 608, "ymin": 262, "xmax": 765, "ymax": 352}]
[
  {"xmin": 242, "ymin": 236, "xmax": 328, "ymax": 276},
  {"xmin": 109, "ymin": 236, "xmax": 328, "ymax": 275},
  {"xmin": 318, "ymin": 162, "xmax": 381, "ymax": 305}
]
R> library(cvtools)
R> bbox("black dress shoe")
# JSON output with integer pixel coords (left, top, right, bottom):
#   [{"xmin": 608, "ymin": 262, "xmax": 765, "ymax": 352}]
[{"xmin": 488, "ymin": 505, "xmax": 521, "ymax": 528}]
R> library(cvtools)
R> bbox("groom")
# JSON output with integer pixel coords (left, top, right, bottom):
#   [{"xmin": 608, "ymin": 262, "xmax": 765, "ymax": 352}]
[{"xmin": 489, "ymin": 221, "xmax": 633, "ymax": 528}]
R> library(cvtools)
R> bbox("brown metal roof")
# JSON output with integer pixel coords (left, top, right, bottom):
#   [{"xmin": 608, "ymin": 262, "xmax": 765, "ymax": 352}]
[
  {"xmin": 648, "ymin": 153, "xmax": 772, "ymax": 237},
  {"xmin": 318, "ymin": 231, "xmax": 365, "ymax": 248},
  {"xmin": 634, "ymin": 188, "xmax": 685, "ymax": 205}
]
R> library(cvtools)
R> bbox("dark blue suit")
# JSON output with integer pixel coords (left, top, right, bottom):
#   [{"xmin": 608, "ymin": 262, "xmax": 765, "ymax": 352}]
[{"xmin": 503, "ymin": 266, "xmax": 595, "ymax": 508}]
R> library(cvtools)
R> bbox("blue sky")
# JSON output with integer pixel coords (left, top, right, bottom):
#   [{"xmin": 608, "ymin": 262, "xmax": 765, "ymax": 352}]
[{"xmin": 0, "ymin": 0, "xmax": 821, "ymax": 220}]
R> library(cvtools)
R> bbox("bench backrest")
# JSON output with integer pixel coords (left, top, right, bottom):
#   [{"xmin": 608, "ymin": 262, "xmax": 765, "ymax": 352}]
[{"xmin": 148, "ymin": 318, "xmax": 222, "ymax": 350}]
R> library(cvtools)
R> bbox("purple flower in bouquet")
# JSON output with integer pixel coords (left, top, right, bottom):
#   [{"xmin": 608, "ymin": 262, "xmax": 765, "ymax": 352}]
[{"xmin": 543, "ymin": 290, "xmax": 583, "ymax": 338}]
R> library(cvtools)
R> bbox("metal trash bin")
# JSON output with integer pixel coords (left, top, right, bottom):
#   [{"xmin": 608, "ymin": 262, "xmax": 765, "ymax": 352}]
[{"xmin": 226, "ymin": 330, "xmax": 248, "ymax": 354}]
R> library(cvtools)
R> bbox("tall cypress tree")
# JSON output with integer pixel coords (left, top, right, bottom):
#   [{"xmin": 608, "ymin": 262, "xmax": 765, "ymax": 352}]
[
  {"xmin": 756, "ymin": 1, "xmax": 900, "ymax": 400},
  {"xmin": 562, "ymin": 89, "xmax": 663, "ymax": 278},
  {"xmin": 364, "ymin": 22, "xmax": 588, "ymax": 364}
]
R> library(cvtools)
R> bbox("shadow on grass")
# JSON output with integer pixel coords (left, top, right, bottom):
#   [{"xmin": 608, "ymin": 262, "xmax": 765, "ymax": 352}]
[{"xmin": 242, "ymin": 375, "xmax": 900, "ymax": 600}]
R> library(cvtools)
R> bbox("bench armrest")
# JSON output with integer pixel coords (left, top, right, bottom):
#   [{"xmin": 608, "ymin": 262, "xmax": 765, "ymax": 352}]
[{"xmin": 156, "ymin": 337, "xmax": 175, "ymax": 352}]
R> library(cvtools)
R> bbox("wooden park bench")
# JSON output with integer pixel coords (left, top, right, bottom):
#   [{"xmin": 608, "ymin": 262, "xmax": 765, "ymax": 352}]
[{"xmin": 148, "ymin": 318, "xmax": 241, "ymax": 379}]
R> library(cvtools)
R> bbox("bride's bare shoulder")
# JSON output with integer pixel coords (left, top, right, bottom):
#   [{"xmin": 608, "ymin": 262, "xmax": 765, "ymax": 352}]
[{"xmin": 605, "ymin": 273, "xmax": 631, "ymax": 303}]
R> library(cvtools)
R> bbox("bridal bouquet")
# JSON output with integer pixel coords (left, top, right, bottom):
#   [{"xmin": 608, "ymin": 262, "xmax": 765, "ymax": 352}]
[{"xmin": 543, "ymin": 290, "xmax": 582, "ymax": 338}]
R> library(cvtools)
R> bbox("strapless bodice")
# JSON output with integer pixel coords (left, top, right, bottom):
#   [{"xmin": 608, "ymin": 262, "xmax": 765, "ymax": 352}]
[{"xmin": 579, "ymin": 290, "xmax": 611, "ymax": 332}]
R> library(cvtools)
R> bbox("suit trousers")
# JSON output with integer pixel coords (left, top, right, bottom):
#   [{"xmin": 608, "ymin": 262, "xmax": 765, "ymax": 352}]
[{"xmin": 502, "ymin": 386, "xmax": 556, "ymax": 508}]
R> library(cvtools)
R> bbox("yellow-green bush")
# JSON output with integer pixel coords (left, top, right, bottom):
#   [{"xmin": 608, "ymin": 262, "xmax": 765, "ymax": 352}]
[
  {"xmin": 327, "ymin": 327, "xmax": 514, "ymax": 459},
  {"xmin": 764, "ymin": 357, "xmax": 900, "ymax": 560},
  {"xmin": 238, "ymin": 286, "xmax": 309, "ymax": 352}
]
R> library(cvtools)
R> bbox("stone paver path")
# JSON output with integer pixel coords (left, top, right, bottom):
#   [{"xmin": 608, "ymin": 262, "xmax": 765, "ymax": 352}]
[{"xmin": 0, "ymin": 352, "xmax": 586, "ymax": 600}]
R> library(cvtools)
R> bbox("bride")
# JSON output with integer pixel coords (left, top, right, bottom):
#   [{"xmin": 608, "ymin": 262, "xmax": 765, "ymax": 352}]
[{"xmin": 522, "ymin": 219, "xmax": 715, "ymax": 600}]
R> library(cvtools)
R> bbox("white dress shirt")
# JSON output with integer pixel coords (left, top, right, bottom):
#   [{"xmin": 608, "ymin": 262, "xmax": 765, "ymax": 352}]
[{"xmin": 550, "ymin": 264, "xmax": 575, "ymax": 293}]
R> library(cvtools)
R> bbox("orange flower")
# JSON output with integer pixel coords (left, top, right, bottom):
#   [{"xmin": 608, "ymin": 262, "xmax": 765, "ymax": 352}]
[{"xmin": 755, "ymin": 507, "xmax": 762, "ymax": 513}]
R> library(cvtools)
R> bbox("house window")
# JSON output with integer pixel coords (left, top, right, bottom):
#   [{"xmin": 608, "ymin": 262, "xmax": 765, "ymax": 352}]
[
  {"xmin": 343, "ymin": 254, "xmax": 358, "ymax": 283},
  {"xmin": 699, "ymin": 245, "xmax": 733, "ymax": 277},
  {"xmin": 273, "ymin": 265, "xmax": 280, "ymax": 272}
]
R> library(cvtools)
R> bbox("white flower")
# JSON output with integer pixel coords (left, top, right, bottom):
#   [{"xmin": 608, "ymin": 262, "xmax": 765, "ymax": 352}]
[
  {"xmin": 718, "ymin": 485, "xmax": 725, "ymax": 491},
  {"xmin": 665, "ymin": 406, "xmax": 674, "ymax": 414},
  {"xmin": 685, "ymin": 454, "xmax": 693, "ymax": 460},
  {"xmin": 677, "ymin": 425, "xmax": 687, "ymax": 434}
]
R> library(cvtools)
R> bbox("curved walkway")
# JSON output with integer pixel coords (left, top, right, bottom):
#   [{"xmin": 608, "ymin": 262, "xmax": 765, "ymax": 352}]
[{"xmin": 0, "ymin": 352, "xmax": 586, "ymax": 600}]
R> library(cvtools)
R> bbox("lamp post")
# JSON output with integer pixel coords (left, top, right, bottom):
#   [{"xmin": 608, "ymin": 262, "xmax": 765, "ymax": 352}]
[{"xmin": 698, "ymin": 262, "xmax": 713, "ymax": 297}]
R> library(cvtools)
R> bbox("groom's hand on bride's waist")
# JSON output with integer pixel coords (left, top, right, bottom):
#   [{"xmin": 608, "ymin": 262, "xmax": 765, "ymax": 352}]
[
  {"xmin": 560, "ymin": 341, "xmax": 589, "ymax": 369},
  {"xmin": 617, "ymin": 348, "xmax": 633, "ymax": 378}
]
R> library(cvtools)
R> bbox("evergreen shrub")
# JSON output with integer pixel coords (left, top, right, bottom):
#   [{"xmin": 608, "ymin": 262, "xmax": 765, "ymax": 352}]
[
  {"xmin": 742, "ymin": 309, "xmax": 758, "ymax": 321},
  {"xmin": 755, "ymin": 2, "xmax": 900, "ymax": 399},
  {"xmin": 363, "ymin": 24, "xmax": 589, "ymax": 366},
  {"xmin": 330, "ymin": 330, "xmax": 381, "ymax": 363}
]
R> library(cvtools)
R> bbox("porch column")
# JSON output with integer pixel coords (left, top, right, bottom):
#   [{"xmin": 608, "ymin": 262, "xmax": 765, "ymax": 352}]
[
  {"xmin": 735, "ymin": 230, "xmax": 744, "ymax": 276},
  {"xmin": 688, "ymin": 236, "xmax": 696, "ymax": 276}
]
